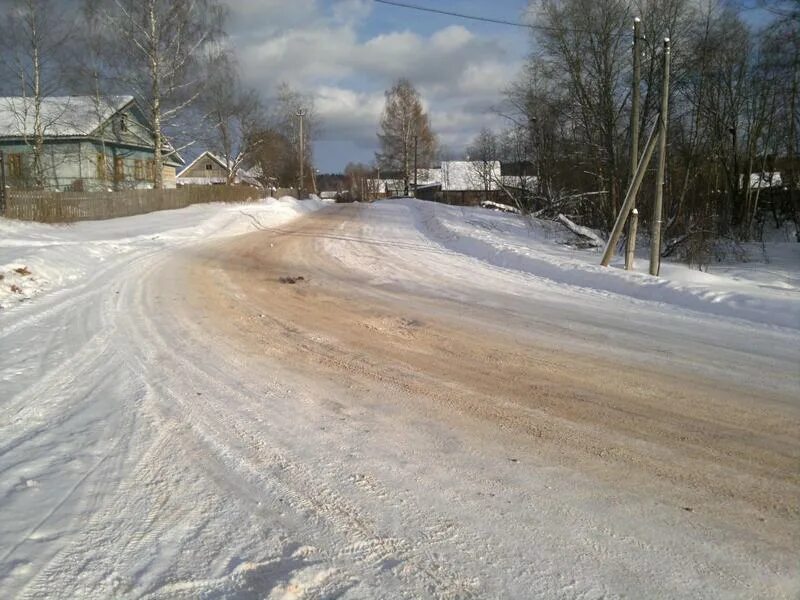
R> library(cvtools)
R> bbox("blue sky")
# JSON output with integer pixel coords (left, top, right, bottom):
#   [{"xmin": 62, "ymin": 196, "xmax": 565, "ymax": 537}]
[
  {"xmin": 224, "ymin": 0, "xmax": 781, "ymax": 173},
  {"xmin": 226, "ymin": 0, "xmax": 532, "ymax": 172}
]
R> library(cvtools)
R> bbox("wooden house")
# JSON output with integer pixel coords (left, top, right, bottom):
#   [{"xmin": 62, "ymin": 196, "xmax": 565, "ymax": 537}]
[
  {"xmin": 0, "ymin": 95, "xmax": 183, "ymax": 191},
  {"xmin": 176, "ymin": 151, "xmax": 262, "ymax": 187}
]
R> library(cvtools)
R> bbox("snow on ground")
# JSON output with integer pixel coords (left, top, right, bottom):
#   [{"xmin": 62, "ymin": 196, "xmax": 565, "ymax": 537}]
[
  {"xmin": 0, "ymin": 197, "xmax": 797, "ymax": 598},
  {"xmin": 408, "ymin": 200, "xmax": 799, "ymax": 330},
  {"xmin": 0, "ymin": 197, "xmax": 323, "ymax": 311},
  {"xmin": 321, "ymin": 199, "xmax": 798, "ymax": 401}
]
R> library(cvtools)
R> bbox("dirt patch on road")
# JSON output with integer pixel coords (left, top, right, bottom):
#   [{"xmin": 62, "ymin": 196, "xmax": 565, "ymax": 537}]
[{"xmin": 181, "ymin": 208, "xmax": 800, "ymax": 552}]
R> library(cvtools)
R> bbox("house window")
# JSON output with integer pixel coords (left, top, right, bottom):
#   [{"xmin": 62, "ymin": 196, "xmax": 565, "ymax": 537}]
[
  {"xmin": 134, "ymin": 159, "xmax": 144, "ymax": 180},
  {"xmin": 145, "ymin": 160, "xmax": 155, "ymax": 182},
  {"xmin": 96, "ymin": 154, "xmax": 106, "ymax": 180},
  {"xmin": 120, "ymin": 115, "xmax": 128, "ymax": 132},
  {"xmin": 8, "ymin": 153, "xmax": 23, "ymax": 177},
  {"xmin": 114, "ymin": 157, "xmax": 125, "ymax": 182},
  {"xmin": 205, "ymin": 163, "xmax": 213, "ymax": 171}
]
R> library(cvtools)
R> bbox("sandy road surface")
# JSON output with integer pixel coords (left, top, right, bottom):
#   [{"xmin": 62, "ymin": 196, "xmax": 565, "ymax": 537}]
[
  {"xmin": 3, "ymin": 201, "xmax": 798, "ymax": 598},
  {"xmin": 172, "ymin": 204, "xmax": 799, "ymax": 597}
]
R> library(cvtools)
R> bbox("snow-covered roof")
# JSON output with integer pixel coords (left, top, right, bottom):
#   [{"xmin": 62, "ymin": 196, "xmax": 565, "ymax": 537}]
[
  {"xmin": 742, "ymin": 172, "xmax": 782, "ymax": 190},
  {"xmin": 0, "ymin": 95, "xmax": 134, "ymax": 138},
  {"xmin": 368, "ymin": 178, "xmax": 405, "ymax": 187},
  {"xmin": 441, "ymin": 161, "xmax": 500, "ymax": 191},
  {"xmin": 416, "ymin": 168, "xmax": 441, "ymax": 186},
  {"xmin": 177, "ymin": 150, "xmax": 262, "ymax": 187},
  {"xmin": 177, "ymin": 151, "xmax": 224, "ymax": 178}
]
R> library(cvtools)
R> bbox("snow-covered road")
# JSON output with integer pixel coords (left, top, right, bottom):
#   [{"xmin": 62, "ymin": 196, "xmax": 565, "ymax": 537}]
[{"xmin": 1, "ymin": 199, "xmax": 798, "ymax": 598}]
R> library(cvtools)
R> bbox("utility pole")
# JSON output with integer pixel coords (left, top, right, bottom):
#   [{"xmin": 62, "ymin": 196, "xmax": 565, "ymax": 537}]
[
  {"xmin": 627, "ymin": 17, "xmax": 642, "ymax": 270},
  {"xmin": 0, "ymin": 151, "xmax": 6, "ymax": 214},
  {"xmin": 413, "ymin": 135, "xmax": 418, "ymax": 198},
  {"xmin": 601, "ymin": 120, "xmax": 660, "ymax": 266},
  {"xmin": 630, "ymin": 18, "xmax": 642, "ymax": 188},
  {"xmin": 531, "ymin": 116, "xmax": 541, "ymax": 192},
  {"xmin": 626, "ymin": 209, "xmax": 639, "ymax": 270},
  {"xmin": 650, "ymin": 38, "xmax": 670, "ymax": 276},
  {"xmin": 296, "ymin": 108, "xmax": 306, "ymax": 199}
]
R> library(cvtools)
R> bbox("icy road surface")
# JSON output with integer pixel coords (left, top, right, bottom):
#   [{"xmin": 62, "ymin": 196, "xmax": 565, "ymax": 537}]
[{"xmin": 1, "ymin": 199, "xmax": 798, "ymax": 599}]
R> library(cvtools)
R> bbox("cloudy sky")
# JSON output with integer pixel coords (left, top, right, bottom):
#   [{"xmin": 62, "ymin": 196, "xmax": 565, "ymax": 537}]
[{"xmin": 225, "ymin": 0, "xmax": 531, "ymax": 173}]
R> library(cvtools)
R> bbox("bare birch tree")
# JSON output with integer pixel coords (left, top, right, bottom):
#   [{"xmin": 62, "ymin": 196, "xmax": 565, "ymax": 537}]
[
  {"xmin": 376, "ymin": 79, "xmax": 437, "ymax": 196},
  {"xmin": 267, "ymin": 83, "xmax": 317, "ymax": 191},
  {"xmin": 201, "ymin": 50, "xmax": 264, "ymax": 184},
  {"xmin": 0, "ymin": 0, "xmax": 74, "ymax": 187},
  {"xmin": 533, "ymin": 0, "xmax": 631, "ymax": 225},
  {"xmin": 467, "ymin": 128, "xmax": 500, "ymax": 203},
  {"xmin": 105, "ymin": 0, "xmax": 225, "ymax": 188}
]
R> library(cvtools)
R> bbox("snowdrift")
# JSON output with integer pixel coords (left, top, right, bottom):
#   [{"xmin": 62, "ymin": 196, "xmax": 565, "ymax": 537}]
[
  {"xmin": 0, "ymin": 197, "xmax": 324, "ymax": 311},
  {"xmin": 407, "ymin": 199, "xmax": 799, "ymax": 331}
]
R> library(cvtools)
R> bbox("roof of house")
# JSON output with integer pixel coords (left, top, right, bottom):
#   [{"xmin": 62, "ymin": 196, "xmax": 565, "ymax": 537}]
[
  {"xmin": 177, "ymin": 151, "xmax": 261, "ymax": 186},
  {"xmin": 0, "ymin": 95, "xmax": 184, "ymax": 166},
  {"xmin": 415, "ymin": 168, "xmax": 442, "ymax": 186},
  {"xmin": 0, "ymin": 95, "xmax": 135, "ymax": 138},
  {"xmin": 743, "ymin": 172, "xmax": 782, "ymax": 189},
  {"xmin": 441, "ymin": 161, "xmax": 500, "ymax": 191}
]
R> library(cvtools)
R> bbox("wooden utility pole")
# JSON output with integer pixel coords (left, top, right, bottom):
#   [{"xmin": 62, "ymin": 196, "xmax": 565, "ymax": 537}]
[
  {"xmin": 0, "ymin": 151, "xmax": 6, "ymax": 214},
  {"xmin": 601, "ymin": 120, "xmax": 660, "ymax": 266},
  {"xmin": 625, "ymin": 209, "xmax": 639, "ymax": 270},
  {"xmin": 630, "ymin": 19, "xmax": 642, "ymax": 186},
  {"xmin": 650, "ymin": 38, "xmax": 671, "ymax": 276},
  {"xmin": 627, "ymin": 17, "xmax": 642, "ymax": 269},
  {"xmin": 296, "ymin": 108, "xmax": 306, "ymax": 198},
  {"xmin": 413, "ymin": 135, "xmax": 418, "ymax": 198}
]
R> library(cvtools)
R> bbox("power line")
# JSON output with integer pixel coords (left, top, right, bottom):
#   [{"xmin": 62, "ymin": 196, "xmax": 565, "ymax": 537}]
[
  {"xmin": 372, "ymin": 0, "xmax": 630, "ymax": 37},
  {"xmin": 373, "ymin": 0, "xmax": 535, "ymax": 30}
]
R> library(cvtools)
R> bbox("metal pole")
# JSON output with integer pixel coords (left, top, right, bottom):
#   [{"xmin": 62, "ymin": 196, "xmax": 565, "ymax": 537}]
[
  {"xmin": 625, "ymin": 208, "xmax": 639, "ymax": 270},
  {"xmin": 601, "ymin": 119, "xmax": 660, "ymax": 266},
  {"xmin": 296, "ymin": 108, "xmax": 306, "ymax": 199},
  {"xmin": 650, "ymin": 38, "xmax": 671, "ymax": 276}
]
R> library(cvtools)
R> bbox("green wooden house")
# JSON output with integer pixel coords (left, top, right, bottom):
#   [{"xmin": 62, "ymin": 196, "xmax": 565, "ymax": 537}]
[{"xmin": 0, "ymin": 96, "xmax": 183, "ymax": 191}]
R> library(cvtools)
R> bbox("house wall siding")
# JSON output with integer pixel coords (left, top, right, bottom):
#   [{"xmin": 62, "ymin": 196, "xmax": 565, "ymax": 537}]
[
  {"xmin": 1, "ymin": 101, "xmax": 182, "ymax": 192},
  {"xmin": 0, "ymin": 139, "xmax": 176, "ymax": 191},
  {"xmin": 181, "ymin": 158, "xmax": 228, "ymax": 179}
]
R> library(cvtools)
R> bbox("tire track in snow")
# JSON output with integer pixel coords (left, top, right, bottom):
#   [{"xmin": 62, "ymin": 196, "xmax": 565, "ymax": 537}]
[{"xmin": 100, "ymin": 253, "xmax": 485, "ymax": 598}]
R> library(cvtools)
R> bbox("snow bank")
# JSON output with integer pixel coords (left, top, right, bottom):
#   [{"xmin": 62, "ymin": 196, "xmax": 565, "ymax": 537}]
[
  {"xmin": 406, "ymin": 199, "xmax": 800, "ymax": 331},
  {"xmin": 0, "ymin": 197, "xmax": 323, "ymax": 311}
]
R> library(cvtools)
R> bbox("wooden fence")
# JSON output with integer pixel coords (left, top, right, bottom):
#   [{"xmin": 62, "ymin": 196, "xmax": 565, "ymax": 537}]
[{"xmin": 3, "ymin": 185, "xmax": 264, "ymax": 223}]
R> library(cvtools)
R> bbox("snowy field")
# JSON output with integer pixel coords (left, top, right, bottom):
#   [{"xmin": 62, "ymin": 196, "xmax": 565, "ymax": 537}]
[{"xmin": 1, "ymin": 197, "xmax": 798, "ymax": 598}]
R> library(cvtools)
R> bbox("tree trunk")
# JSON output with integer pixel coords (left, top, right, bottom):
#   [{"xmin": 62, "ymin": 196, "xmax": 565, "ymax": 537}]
[
  {"xmin": 149, "ymin": 1, "xmax": 164, "ymax": 190},
  {"xmin": 31, "ymin": 7, "xmax": 44, "ymax": 188}
]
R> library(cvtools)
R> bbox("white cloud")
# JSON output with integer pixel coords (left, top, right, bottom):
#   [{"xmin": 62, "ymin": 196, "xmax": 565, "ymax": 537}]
[{"xmin": 225, "ymin": 0, "xmax": 524, "ymax": 169}]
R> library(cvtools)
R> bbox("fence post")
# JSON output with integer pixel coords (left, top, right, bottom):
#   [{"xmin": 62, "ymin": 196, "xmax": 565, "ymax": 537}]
[{"xmin": 0, "ymin": 151, "xmax": 6, "ymax": 214}]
